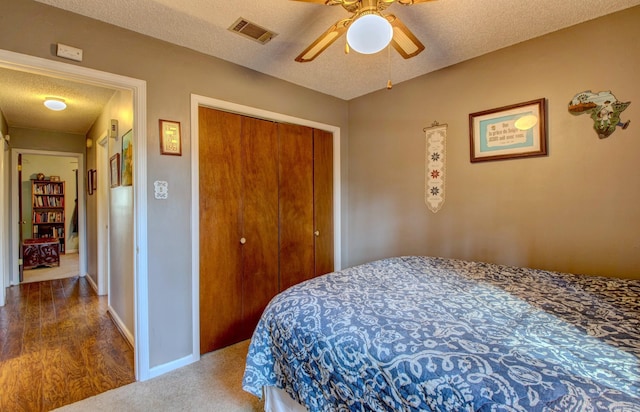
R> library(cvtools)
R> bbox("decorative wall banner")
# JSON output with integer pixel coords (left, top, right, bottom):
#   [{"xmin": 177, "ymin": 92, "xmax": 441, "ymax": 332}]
[
  {"xmin": 424, "ymin": 122, "xmax": 447, "ymax": 213},
  {"xmin": 568, "ymin": 90, "xmax": 631, "ymax": 138}
]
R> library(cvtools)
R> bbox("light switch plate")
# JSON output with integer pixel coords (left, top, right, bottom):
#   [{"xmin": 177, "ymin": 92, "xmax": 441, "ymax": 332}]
[
  {"xmin": 110, "ymin": 119, "xmax": 118, "ymax": 139},
  {"xmin": 154, "ymin": 181, "xmax": 168, "ymax": 199}
]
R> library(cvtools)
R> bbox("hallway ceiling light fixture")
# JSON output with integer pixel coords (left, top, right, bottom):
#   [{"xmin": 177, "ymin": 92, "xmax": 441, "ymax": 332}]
[
  {"xmin": 346, "ymin": 13, "xmax": 393, "ymax": 54},
  {"xmin": 44, "ymin": 97, "xmax": 67, "ymax": 111}
]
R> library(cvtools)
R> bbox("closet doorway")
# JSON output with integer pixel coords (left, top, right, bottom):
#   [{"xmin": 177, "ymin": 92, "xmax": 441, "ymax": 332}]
[{"xmin": 190, "ymin": 94, "xmax": 342, "ymax": 357}]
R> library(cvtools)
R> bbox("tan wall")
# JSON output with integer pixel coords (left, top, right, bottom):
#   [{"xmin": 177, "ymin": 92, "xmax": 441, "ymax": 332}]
[
  {"xmin": 8, "ymin": 127, "xmax": 85, "ymax": 153},
  {"xmin": 0, "ymin": 0, "xmax": 349, "ymax": 368},
  {"xmin": 85, "ymin": 89, "xmax": 134, "ymax": 336},
  {"xmin": 348, "ymin": 6, "xmax": 640, "ymax": 278}
]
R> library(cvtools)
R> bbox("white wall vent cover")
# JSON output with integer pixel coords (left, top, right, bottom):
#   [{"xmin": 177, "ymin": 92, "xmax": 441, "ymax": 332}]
[{"xmin": 229, "ymin": 18, "xmax": 277, "ymax": 45}]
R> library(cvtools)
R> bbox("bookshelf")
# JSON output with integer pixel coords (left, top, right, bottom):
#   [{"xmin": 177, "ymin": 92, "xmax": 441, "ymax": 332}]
[{"xmin": 31, "ymin": 179, "xmax": 66, "ymax": 253}]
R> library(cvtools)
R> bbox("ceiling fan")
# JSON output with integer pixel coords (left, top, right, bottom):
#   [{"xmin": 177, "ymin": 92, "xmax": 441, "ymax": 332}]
[{"xmin": 293, "ymin": 0, "xmax": 434, "ymax": 63}]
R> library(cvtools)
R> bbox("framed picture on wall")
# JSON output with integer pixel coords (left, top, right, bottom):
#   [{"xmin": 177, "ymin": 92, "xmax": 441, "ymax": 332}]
[
  {"xmin": 87, "ymin": 169, "xmax": 96, "ymax": 195},
  {"xmin": 469, "ymin": 98, "xmax": 547, "ymax": 162},
  {"xmin": 159, "ymin": 119, "xmax": 182, "ymax": 156},
  {"xmin": 110, "ymin": 154, "xmax": 121, "ymax": 188},
  {"xmin": 121, "ymin": 129, "xmax": 133, "ymax": 186}
]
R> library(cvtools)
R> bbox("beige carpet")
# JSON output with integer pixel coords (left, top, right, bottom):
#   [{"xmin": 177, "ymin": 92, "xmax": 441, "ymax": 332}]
[
  {"xmin": 53, "ymin": 340, "xmax": 264, "ymax": 412},
  {"xmin": 22, "ymin": 253, "xmax": 79, "ymax": 283}
]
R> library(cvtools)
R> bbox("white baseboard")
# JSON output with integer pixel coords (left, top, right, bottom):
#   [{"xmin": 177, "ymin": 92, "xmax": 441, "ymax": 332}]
[
  {"xmin": 65, "ymin": 249, "xmax": 79, "ymax": 254},
  {"xmin": 85, "ymin": 273, "xmax": 99, "ymax": 294},
  {"xmin": 107, "ymin": 305, "xmax": 135, "ymax": 349},
  {"xmin": 148, "ymin": 352, "xmax": 199, "ymax": 379}
]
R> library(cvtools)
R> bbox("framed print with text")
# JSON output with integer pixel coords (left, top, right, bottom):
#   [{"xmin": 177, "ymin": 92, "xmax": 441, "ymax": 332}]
[
  {"xmin": 469, "ymin": 98, "xmax": 547, "ymax": 163},
  {"xmin": 159, "ymin": 119, "xmax": 182, "ymax": 156}
]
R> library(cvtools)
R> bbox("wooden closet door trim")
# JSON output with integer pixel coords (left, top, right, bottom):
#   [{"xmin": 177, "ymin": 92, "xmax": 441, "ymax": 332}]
[
  {"xmin": 198, "ymin": 107, "xmax": 243, "ymax": 353},
  {"xmin": 278, "ymin": 123, "xmax": 314, "ymax": 291},
  {"xmin": 240, "ymin": 116, "xmax": 280, "ymax": 336},
  {"xmin": 313, "ymin": 129, "xmax": 334, "ymax": 277}
]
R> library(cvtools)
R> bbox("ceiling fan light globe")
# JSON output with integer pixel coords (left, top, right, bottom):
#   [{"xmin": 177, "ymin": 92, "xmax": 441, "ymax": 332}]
[
  {"xmin": 347, "ymin": 14, "xmax": 393, "ymax": 55},
  {"xmin": 44, "ymin": 97, "xmax": 67, "ymax": 111}
]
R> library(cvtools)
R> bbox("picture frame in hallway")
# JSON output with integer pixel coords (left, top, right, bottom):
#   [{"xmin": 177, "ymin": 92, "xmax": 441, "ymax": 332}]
[
  {"xmin": 469, "ymin": 98, "xmax": 547, "ymax": 162},
  {"xmin": 87, "ymin": 169, "xmax": 96, "ymax": 195},
  {"xmin": 121, "ymin": 129, "xmax": 133, "ymax": 186},
  {"xmin": 159, "ymin": 119, "xmax": 182, "ymax": 156},
  {"xmin": 91, "ymin": 169, "xmax": 97, "ymax": 191},
  {"xmin": 110, "ymin": 154, "xmax": 121, "ymax": 188}
]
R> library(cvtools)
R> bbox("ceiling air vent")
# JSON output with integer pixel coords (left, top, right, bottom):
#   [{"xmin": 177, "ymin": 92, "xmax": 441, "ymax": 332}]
[{"xmin": 229, "ymin": 18, "xmax": 277, "ymax": 45}]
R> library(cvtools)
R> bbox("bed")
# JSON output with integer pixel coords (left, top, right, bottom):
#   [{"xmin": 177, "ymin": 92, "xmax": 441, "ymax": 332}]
[{"xmin": 243, "ymin": 256, "xmax": 640, "ymax": 411}]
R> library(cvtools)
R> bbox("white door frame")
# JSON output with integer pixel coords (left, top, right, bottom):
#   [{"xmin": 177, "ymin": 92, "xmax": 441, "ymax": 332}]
[
  {"xmin": 0, "ymin": 49, "xmax": 149, "ymax": 381},
  {"xmin": 190, "ymin": 94, "xmax": 342, "ymax": 359},
  {"xmin": 10, "ymin": 149, "xmax": 86, "ymax": 282},
  {"xmin": 0, "ymin": 136, "xmax": 9, "ymax": 307}
]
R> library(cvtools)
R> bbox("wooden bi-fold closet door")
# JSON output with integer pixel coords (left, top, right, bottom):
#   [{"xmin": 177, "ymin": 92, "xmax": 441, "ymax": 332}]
[
  {"xmin": 278, "ymin": 124, "xmax": 334, "ymax": 289},
  {"xmin": 313, "ymin": 129, "xmax": 334, "ymax": 278},
  {"xmin": 199, "ymin": 107, "xmax": 334, "ymax": 354},
  {"xmin": 198, "ymin": 107, "xmax": 279, "ymax": 354},
  {"xmin": 278, "ymin": 123, "xmax": 314, "ymax": 291}
]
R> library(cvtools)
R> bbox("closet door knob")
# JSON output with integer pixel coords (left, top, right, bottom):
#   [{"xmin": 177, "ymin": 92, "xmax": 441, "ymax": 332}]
[
  {"xmin": 314, "ymin": 231, "xmax": 320, "ymax": 237},
  {"xmin": 240, "ymin": 237, "xmax": 246, "ymax": 245}
]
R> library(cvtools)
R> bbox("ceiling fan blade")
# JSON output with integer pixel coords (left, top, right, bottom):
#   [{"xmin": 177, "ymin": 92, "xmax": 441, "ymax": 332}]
[
  {"xmin": 290, "ymin": 0, "xmax": 343, "ymax": 5},
  {"xmin": 396, "ymin": 0, "xmax": 437, "ymax": 4},
  {"xmin": 385, "ymin": 14, "xmax": 425, "ymax": 59},
  {"xmin": 295, "ymin": 18, "xmax": 350, "ymax": 62}
]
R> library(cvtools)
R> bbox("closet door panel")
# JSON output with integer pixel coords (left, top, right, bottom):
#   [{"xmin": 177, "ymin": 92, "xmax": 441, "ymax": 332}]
[
  {"xmin": 278, "ymin": 123, "xmax": 314, "ymax": 291},
  {"xmin": 240, "ymin": 117, "xmax": 280, "ymax": 337},
  {"xmin": 313, "ymin": 129, "xmax": 334, "ymax": 277},
  {"xmin": 199, "ymin": 107, "xmax": 243, "ymax": 353}
]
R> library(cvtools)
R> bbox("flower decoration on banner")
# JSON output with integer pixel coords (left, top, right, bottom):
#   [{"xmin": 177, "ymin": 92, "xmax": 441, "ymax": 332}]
[{"xmin": 425, "ymin": 123, "xmax": 447, "ymax": 213}]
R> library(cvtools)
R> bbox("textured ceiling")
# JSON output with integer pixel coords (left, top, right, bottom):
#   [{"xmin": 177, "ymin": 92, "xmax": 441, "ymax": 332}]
[
  {"xmin": 33, "ymin": 0, "xmax": 640, "ymax": 100},
  {"xmin": 0, "ymin": 67, "xmax": 115, "ymax": 134},
  {"xmin": 2, "ymin": 0, "xmax": 639, "ymax": 135}
]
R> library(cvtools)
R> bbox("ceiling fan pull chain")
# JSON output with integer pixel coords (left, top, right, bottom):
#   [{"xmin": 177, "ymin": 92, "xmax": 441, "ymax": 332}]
[{"xmin": 387, "ymin": 44, "xmax": 393, "ymax": 89}]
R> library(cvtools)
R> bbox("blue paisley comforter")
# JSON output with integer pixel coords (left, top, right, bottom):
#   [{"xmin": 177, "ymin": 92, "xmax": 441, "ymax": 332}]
[{"xmin": 243, "ymin": 256, "xmax": 640, "ymax": 411}]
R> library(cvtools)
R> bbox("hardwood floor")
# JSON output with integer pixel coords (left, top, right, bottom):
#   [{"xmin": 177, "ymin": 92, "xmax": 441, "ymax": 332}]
[{"xmin": 0, "ymin": 276, "xmax": 135, "ymax": 411}]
